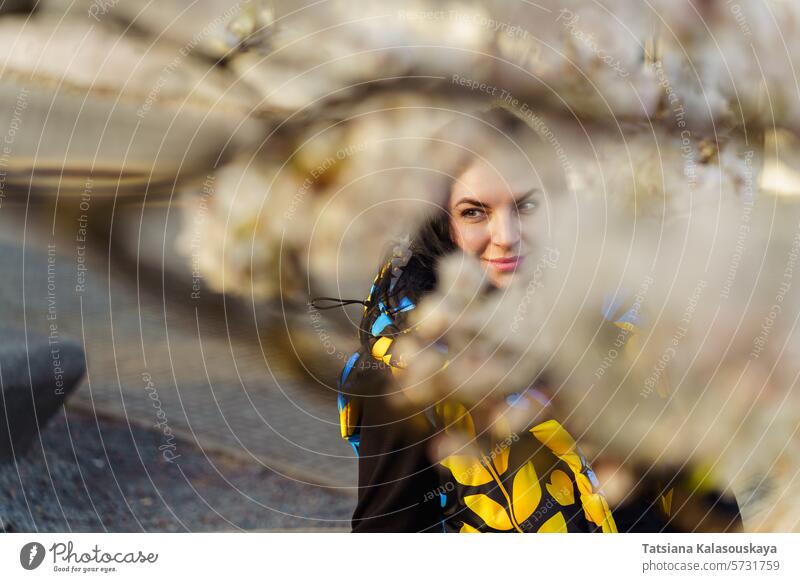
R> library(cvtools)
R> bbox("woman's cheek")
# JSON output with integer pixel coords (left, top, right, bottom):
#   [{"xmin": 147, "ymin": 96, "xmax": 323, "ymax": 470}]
[
  {"xmin": 455, "ymin": 223, "xmax": 489, "ymax": 256},
  {"xmin": 519, "ymin": 213, "xmax": 543, "ymax": 249}
]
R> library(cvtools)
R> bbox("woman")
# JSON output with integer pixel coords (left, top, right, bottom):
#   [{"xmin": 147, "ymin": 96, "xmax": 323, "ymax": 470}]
[{"xmin": 329, "ymin": 106, "xmax": 616, "ymax": 533}]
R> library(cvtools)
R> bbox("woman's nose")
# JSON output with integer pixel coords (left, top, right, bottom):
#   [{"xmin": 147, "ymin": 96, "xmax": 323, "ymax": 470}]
[{"xmin": 490, "ymin": 208, "xmax": 522, "ymax": 250}]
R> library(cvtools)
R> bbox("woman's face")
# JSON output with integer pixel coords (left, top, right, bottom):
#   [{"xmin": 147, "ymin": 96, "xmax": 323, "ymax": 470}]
[{"xmin": 448, "ymin": 154, "xmax": 543, "ymax": 288}]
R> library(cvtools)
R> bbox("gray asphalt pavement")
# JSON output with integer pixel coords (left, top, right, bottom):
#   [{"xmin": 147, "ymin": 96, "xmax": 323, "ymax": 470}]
[{"xmin": 0, "ymin": 404, "xmax": 352, "ymax": 532}]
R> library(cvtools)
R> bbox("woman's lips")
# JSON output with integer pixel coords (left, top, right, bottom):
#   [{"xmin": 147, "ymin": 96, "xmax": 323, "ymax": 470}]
[{"xmin": 486, "ymin": 256, "xmax": 525, "ymax": 273}]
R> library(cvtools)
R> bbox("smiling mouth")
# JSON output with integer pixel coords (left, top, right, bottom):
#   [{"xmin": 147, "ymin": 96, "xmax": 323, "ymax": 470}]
[{"xmin": 486, "ymin": 256, "xmax": 525, "ymax": 273}]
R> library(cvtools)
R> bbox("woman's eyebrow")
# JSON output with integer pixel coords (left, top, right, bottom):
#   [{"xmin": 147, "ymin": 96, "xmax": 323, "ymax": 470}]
[
  {"xmin": 454, "ymin": 189, "xmax": 539, "ymax": 208},
  {"xmin": 513, "ymin": 188, "xmax": 539, "ymax": 205},
  {"xmin": 454, "ymin": 197, "xmax": 487, "ymax": 208}
]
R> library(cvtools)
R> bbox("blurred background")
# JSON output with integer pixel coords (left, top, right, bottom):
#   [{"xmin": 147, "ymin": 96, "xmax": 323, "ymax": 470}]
[{"xmin": 1, "ymin": 0, "xmax": 365, "ymax": 532}]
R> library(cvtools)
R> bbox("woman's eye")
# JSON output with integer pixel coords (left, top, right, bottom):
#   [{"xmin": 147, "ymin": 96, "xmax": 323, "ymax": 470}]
[
  {"xmin": 461, "ymin": 207, "xmax": 486, "ymax": 220},
  {"xmin": 517, "ymin": 199, "xmax": 538, "ymax": 213}
]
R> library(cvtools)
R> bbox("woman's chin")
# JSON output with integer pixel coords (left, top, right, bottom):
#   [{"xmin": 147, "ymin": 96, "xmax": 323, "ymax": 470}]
[{"xmin": 488, "ymin": 269, "xmax": 516, "ymax": 289}]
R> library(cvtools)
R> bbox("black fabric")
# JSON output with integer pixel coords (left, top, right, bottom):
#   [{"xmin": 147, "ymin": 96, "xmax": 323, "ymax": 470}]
[
  {"xmin": 611, "ymin": 474, "xmax": 743, "ymax": 533},
  {"xmin": 350, "ymin": 385, "xmax": 443, "ymax": 532}
]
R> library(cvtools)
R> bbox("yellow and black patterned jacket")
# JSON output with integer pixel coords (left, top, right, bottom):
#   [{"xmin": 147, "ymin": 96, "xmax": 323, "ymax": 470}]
[{"xmin": 337, "ymin": 260, "xmax": 617, "ymax": 533}]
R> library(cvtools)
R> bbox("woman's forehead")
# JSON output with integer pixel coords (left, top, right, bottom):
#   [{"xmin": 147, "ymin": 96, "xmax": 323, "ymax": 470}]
[{"xmin": 450, "ymin": 157, "xmax": 542, "ymax": 205}]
